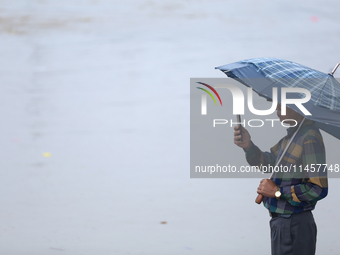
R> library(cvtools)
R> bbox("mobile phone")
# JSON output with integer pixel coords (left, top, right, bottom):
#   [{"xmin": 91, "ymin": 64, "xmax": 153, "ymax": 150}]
[{"xmin": 237, "ymin": 115, "xmax": 243, "ymax": 141}]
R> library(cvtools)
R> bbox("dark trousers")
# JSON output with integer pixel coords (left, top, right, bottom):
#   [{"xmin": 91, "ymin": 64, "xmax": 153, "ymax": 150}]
[{"xmin": 270, "ymin": 211, "xmax": 317, "ymax": 255}]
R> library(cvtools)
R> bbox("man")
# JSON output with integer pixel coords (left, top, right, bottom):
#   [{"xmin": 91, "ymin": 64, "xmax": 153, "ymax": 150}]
[{"xmin": 234, "ymin": 103, "xmax": 328, "ymax": 255}]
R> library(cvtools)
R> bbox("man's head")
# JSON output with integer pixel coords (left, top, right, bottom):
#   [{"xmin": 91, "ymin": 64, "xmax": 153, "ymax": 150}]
[{"xmin": 276, "ymin": 103, "xmax": 304, "ymax": 126}]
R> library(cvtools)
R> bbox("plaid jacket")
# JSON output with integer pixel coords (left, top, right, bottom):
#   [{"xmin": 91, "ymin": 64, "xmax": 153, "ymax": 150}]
[{"xmin": 245, "ymin": 120, "xmax": 328, "ymax": 214}]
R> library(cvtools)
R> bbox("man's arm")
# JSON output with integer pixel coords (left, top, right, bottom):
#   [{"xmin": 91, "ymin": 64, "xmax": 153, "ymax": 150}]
[{"xmin": 234, "ymin": 125, "xmax": 277, "ymax": 168}]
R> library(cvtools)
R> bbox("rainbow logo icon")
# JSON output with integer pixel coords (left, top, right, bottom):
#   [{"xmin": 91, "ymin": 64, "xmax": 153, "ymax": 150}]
[{"xmin": 196, "ymin": 82, "xmax": 222, "ymax": 106}]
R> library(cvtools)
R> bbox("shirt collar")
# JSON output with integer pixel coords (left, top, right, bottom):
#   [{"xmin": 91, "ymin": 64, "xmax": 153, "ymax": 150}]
[
  {"xmin": 286, "ymin": 119, "xmax": 314, "ymax": 138},
  {"xmin": 286, "ymin": 125, "xmax": 298, "ymax": 137}
]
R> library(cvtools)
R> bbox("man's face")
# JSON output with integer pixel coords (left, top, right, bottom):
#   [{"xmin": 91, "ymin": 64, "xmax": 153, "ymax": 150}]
[{"xmin": 276, "ymin": 103, "xmax": 304, "ymax": 126}]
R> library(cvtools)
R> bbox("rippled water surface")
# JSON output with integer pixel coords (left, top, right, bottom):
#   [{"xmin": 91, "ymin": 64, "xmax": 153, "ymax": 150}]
[{"xmin": 1, "ymin": 0, "xmax": 340, "ymax": 254}]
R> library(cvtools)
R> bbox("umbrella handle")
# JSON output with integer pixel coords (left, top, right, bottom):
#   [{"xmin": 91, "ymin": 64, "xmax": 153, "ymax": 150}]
[
  {"xmin": 255, "ymin": 194, "xmax": 263, "ymax": 204},
  {"xmin": 254, "ymin": 118, "xmax": 307, "ymax": 205}
]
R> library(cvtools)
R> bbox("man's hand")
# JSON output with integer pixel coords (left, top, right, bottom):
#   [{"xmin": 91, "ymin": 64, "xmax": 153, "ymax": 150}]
[
  {"xmin": 257, "ymin": 179, "xmax": 277, "ymax": 198},
  {"xmin": 234, "ymin": 125, "xmax": 251, "ymax": 150}
]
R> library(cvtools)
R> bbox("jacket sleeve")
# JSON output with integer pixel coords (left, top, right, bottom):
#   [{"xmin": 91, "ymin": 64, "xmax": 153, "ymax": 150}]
[
  {"xmin": 280, "ymin": 134, "xmax": 328, "ymax": 206},
  {"xmin": 244, "ymin": 141, "xmax": 278, "ymax": 171}
]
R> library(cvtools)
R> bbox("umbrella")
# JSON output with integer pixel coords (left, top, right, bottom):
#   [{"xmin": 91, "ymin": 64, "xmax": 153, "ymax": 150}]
[
  {"xmin": 215, "ymin": 57, "xmax": 340, "ymax": 204},
  {"xmin": 215, "ymin": 58, "xmax": 340, "ymax": 139}
]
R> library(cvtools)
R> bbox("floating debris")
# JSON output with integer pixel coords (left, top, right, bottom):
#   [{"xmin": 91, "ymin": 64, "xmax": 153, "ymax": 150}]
[{"xmin": 43, "ymin": 152, "xmax": 52, "ymax": 157}]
